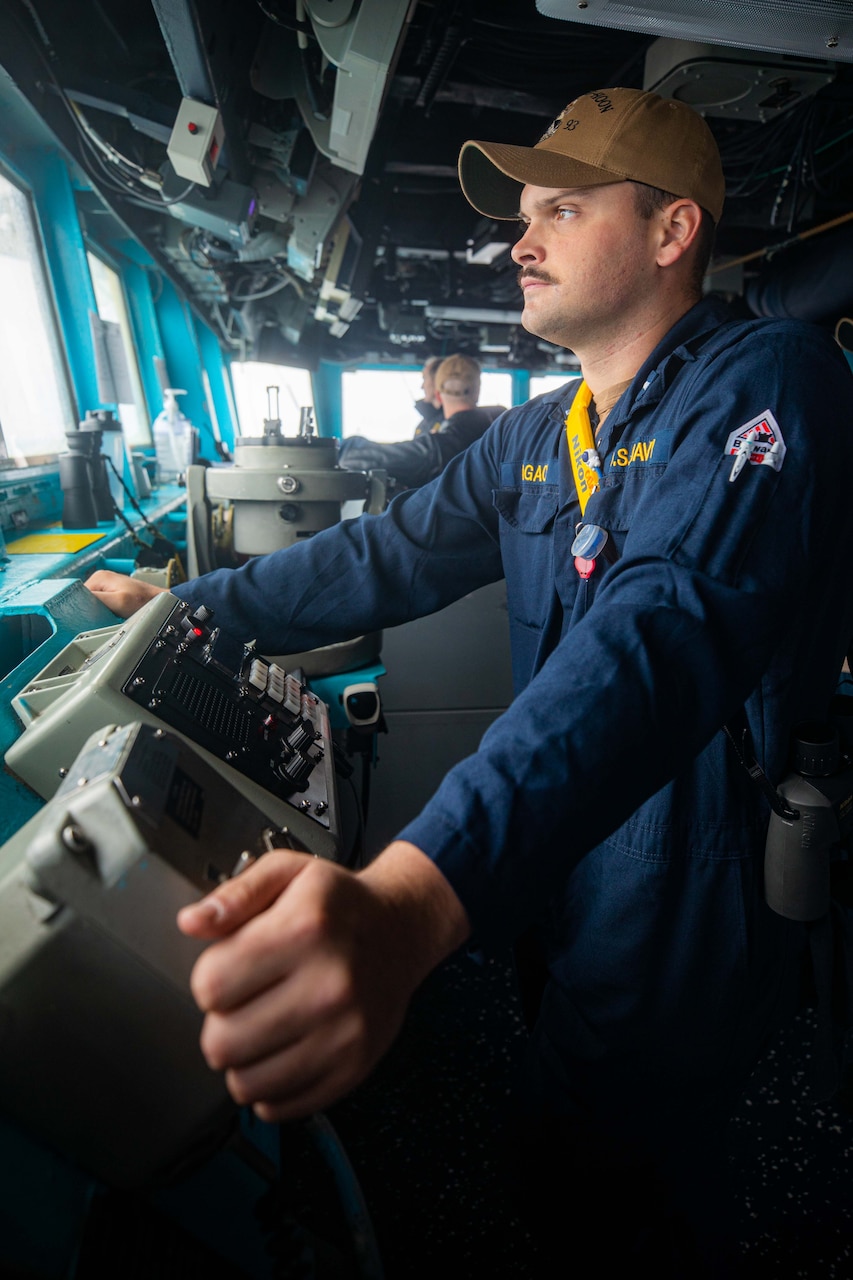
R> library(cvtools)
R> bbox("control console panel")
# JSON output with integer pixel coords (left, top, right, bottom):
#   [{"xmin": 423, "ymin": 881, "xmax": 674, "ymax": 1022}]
[
  {"xmin": 6, "ymin": 593, "xmax": 341, "ymax": 861},
  {"xmin": 121, "ymin": 599, "xmax": 334, "ymax": 824}
]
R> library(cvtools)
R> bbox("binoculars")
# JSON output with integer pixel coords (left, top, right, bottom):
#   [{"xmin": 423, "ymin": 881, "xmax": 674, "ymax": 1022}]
[
  {"xmin": 765, "ymin": 718, "xmax": 853, "ymax": 921},
  {"xmin": 59, "ymin": 424, "xmax": 114, "ymax": 528}
]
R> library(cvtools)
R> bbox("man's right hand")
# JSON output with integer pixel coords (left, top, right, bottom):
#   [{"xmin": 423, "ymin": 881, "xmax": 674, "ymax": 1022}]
[
  {"xmin": 85, "ymin": 569, "xmax": 169, "ymax": 618},
  {"xmin": 177, "ymin": 840, "xmax": 471, "ymax": 1121}
]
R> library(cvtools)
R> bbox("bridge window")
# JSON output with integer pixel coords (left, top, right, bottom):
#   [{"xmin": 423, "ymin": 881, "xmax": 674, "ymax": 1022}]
[
  {"xmin": 342, "ymin": 369, "xmax": 422, "ymax": 442},
  {"xmin": 231, "ymin": 362, "xmax": 313, "ymax": 435},
  {"xmin": 87, "ymin": 252, "xmax": 152, "ymax": 447},
  {"xmin": 341, "ymin": 368, "xmax": 515, "ymax": 442},
  {"xmin": 480, "ymin": 372, "xmax": 513, "ymax": 409},
  {"xmin": 0, "ymin": 169, "xmax": 75, "ymax": 462},
  {"xmin": 530, "ymin": 373, "xmax": 579, "ymax": 398}
]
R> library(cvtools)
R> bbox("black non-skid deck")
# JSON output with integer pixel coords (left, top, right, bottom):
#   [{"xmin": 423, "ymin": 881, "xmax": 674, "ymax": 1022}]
[{"xmin": 323, "ymin": 951, "xmax": 852, "ymax": 1279}]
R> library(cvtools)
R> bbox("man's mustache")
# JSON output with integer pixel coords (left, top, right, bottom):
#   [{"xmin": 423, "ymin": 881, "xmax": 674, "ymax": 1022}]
[{"xmin": 518, "ymin": 269, "xmax": 558, "ymax": 288}]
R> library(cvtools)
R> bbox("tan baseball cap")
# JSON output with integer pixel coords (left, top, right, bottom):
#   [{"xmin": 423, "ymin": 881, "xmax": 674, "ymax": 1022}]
[
  {"xmin": 458, "ymin": 87, "xmax": 725, "ymax": 224},
  {"xmin": 435, "ymin": 354, "xmax": 480, "ymax": 399}
]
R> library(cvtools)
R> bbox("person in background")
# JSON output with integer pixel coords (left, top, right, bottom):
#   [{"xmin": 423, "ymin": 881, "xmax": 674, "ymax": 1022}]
[
  {"xmin": 338, "ymin": 353, "xmax": 505, "ymax": 491},
  {"xmin": 413, "ymin": 355, "xmax": 443, "ymax": 435}
]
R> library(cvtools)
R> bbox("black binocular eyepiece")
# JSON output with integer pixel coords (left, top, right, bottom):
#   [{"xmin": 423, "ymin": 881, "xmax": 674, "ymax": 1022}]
[{"xmin": 59, "ymin": 428, "xmax": 113, "ymax": 528}]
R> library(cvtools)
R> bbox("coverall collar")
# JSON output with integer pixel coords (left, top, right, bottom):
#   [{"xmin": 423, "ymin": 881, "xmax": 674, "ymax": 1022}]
[{"xmin": 589, "ymin": 295, "xmax": 735, "ymax": 453}]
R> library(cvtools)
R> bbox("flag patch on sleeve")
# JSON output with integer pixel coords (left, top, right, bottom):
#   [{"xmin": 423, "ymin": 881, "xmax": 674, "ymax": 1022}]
[{"xmin": 725, "ymin": 410, "xmax": 786, "ymax": 477}]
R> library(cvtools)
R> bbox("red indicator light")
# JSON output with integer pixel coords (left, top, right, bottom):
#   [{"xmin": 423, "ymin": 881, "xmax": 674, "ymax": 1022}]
[
  {"xmin": 188, "ymin": 122, "xmax": 199, "ymax": 134},
  {"xmin": 192, "ymin": 626, "xmax": 204, "ymax": 637}
]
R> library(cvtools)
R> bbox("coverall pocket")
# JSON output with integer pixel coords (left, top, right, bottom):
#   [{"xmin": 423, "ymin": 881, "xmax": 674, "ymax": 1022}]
[
  {"xmin": 492, "ymin": 487, "xmax": 560, "ymax": 635},
  {"xmin": 492, "ymin": 487, "xmax": 559, "ymax": 532}
]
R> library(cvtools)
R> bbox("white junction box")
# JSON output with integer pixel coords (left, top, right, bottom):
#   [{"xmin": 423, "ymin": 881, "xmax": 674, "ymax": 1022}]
[{"xmin": 167, "ymin": 98, "xmax": 224, "ymax": 186}]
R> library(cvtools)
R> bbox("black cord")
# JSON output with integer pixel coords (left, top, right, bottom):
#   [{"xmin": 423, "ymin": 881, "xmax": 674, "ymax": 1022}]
[
  {"xmin": 343, "ymin": 770, "xmax": 365, "ymax": 869},
  {"xmin": 256, "ymin": 0, "xmax": 313, "ymax": 37},
  {"xmin": 103, "ymin": 455, "xmax": 183, "ymax": 574},
  {"xmin": 103, "ymin": 454, "xmax": 160, "ymax": 534},
  {"xmin": 108, "ymin": 489, "xmax": 147, "ymax": 549},
  {"xmin": 722, "ymin": 717, "xmax": 800, "ymax": 822},
  {"xmin": 360, "ymin": 748, "xmax": 371, "ymax": 828},
  {"xmin": 14, "ymin": 0, "xmax": 195, "ymax": 210}
]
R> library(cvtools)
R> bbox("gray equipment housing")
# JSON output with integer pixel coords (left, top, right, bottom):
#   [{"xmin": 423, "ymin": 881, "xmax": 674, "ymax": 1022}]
[
  {"xmin": 187, "ymin": 413, "xmax": 387, "ymax": 574},
  {"xmin": 185, "ymin": 412, "xmax": 385, "ymax": 676},
  {"xmin": 0, "ymin": 721, "xmax": 304, "ymax": 1186}
]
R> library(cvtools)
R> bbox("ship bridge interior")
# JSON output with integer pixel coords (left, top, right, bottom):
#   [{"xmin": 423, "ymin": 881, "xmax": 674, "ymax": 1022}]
[{"xmin": 0, "ymin": 2, "xmax": 851, "ymax": 1277}]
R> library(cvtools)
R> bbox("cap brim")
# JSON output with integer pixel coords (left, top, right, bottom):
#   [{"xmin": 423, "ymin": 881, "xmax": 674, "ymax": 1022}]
[{"xmin": 458, "ymin": 140, "xmax": 627, "ymax": 220}]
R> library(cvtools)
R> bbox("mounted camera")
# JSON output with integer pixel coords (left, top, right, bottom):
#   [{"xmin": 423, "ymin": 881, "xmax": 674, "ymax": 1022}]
[{"xmin": 342, "ymin": 681, "xmax": 381, "ymax": 731}]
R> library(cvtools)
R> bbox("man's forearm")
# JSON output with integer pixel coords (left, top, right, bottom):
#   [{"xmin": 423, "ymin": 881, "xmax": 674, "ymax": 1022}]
[{"xmin": 358, "ymin": 840, "xmax": 472, "ymax": 983}]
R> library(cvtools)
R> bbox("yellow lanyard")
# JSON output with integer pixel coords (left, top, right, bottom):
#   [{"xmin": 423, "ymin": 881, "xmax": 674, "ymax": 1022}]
[{"xmin": 565, "ymin": 380, "xmax": 602, "ymax": 515}]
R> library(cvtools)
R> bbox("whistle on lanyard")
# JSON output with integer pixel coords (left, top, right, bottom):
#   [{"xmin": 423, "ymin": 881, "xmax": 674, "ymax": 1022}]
[
  {"xmin": 581, "ymin": 448, "xmax": 603, "ymax": 480},
  {"xmin": 571, "ymin": 523, "xmax": 609, "ymax": 580}
]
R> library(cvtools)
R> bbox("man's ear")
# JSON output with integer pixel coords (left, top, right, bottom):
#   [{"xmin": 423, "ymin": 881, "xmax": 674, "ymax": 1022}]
[{"xmin": 656, "ymin": 199, "xmax": 703, "ymax": 269}]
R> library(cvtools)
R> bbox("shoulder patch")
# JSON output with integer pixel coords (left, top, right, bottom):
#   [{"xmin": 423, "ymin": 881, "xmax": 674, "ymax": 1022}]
[{"xmin": 725, "ymin": 410, "xmax": 785, "ymax": 482}]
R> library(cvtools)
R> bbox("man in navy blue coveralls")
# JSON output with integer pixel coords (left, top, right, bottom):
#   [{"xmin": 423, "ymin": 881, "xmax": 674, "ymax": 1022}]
[{"xmin": 87, "ymin": 89, "xmax": 853, "ymax": 1272}]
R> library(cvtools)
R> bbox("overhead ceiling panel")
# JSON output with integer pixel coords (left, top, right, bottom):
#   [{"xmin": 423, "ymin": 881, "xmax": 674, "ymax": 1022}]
[{"xmin": 535, "ymin": 1, "xmax": 853, "ymax": 63}]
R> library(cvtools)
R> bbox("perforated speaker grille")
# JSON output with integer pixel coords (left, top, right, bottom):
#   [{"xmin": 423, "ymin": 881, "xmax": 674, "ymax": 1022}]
[{"xmin": 170, "ymin": 670, "xmax": 252, "ymax": 747}]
